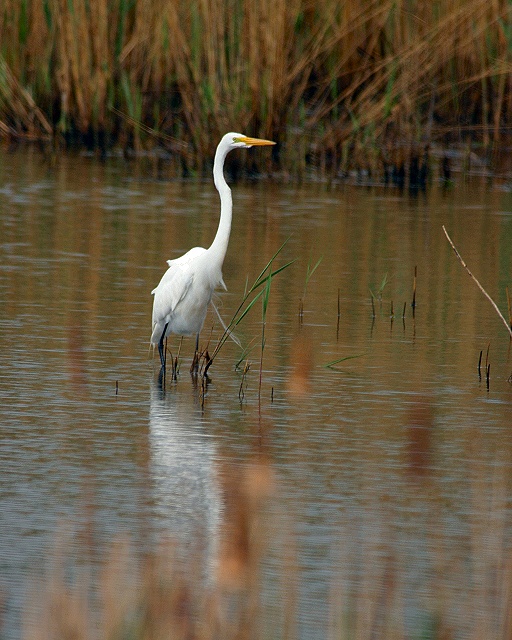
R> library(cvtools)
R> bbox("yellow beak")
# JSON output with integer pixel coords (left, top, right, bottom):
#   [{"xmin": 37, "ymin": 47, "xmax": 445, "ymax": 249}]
[{"xmin": 240, "ymin": 136, "xmax": 276, "ymax": 146}]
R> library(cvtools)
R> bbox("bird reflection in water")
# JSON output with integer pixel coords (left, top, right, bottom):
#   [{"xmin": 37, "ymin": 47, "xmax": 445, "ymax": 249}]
[
  {"xmin": 149, "ymin": 381, "xmax": 276, "ymax": 593},
  {"xmin": 149, "ymin": 381, "xmax": 222, "ymax": 578}
]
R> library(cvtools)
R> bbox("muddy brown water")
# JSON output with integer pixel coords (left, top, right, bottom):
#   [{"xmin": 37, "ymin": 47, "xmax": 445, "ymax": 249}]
[{"xmin": 0, "ymin": 147, "xmax": 511, "ymax": 638}]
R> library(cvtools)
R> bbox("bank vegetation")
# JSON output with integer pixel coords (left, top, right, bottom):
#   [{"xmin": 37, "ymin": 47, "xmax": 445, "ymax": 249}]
[{"xmin": 0, "ymin": 0, "xmax": 511, "ymax": 178}]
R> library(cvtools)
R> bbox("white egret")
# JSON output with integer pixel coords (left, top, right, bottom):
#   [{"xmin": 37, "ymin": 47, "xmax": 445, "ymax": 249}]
[{"xmin": 150, "ymin": 132, "xmax": 276, "ymax": 371}]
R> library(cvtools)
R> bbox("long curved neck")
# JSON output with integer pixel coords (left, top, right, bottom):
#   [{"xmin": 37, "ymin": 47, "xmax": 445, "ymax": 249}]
[{"xmin": 208, "ymin": 142, "xmax": 232, "ymax": 266}]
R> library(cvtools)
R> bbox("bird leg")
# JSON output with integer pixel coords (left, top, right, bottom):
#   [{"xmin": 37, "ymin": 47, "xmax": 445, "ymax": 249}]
[
  {"xmin": 190, "ymin": 333, "xmax": 200, "ymax": 374},
  {"xmin": 158, "ymin": 323, "xmax": 169, "ymax": 369}
]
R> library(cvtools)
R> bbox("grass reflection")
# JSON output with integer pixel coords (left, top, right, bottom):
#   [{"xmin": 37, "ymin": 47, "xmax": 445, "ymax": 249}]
[{"xmin": 22, "ymin": 425, "xmax": 512, "ymax": 640}]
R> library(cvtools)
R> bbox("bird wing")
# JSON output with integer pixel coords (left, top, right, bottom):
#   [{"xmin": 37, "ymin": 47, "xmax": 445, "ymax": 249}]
[
  {"xmin": 151, "ymin": 247, "xmax": 206, "ymax": 296},
  {"xmin": 151, "ymin": 247, "xmax": 207, "ymax": 324},
  {"xmin": 165, "ymin": 246, "xmax": 206, "ymax": 269}
]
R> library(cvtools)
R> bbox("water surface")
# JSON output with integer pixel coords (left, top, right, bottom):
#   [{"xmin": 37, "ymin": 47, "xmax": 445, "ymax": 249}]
[{"xmin": 0, "ymin": 148, "xmax": 511, "ymax": 639}]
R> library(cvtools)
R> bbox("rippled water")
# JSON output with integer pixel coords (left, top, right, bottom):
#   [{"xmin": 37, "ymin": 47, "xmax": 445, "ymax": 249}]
[{"xmin": 1, "ymin": 147, "xmax": 511, "ymax": 639}]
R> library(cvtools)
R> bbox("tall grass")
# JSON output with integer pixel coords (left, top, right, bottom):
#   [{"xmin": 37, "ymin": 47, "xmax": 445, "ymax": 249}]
[
  {"xmin": 0, "ymin": 0, "xmax": 510, "ymax": 175},
  {"xmin": 203, "ymin": 241, "xmax": 293, "ymax": 378}
]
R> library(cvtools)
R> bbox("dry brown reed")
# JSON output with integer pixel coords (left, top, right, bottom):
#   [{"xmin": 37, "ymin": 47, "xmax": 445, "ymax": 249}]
[
  {"xmin": 0, "ymin": 0, "xmax": 511, "ymax": 175},
  {"xmin": 443, "ymin": 226, "xmax": 512, "ymax": 340}
]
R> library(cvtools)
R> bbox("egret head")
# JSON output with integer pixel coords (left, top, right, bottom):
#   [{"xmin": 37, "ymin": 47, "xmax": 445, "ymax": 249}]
[{"xmin": 224, "ymin": 132, "xmax": 276, "ymax": 149}]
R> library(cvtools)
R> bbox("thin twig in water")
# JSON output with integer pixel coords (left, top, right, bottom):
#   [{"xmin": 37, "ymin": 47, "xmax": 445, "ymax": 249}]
[
  {"xmin": 174, "ymin": 337, "xmax": 183, "ymax": 380},
  {"xmin": 412, "ymin": 265, "xmax": 417, "ymax": 311},
  {"xmin": 442, "ymin": 226, "xmax": 512, "ymax": 339},
  {"xmin": 258, "ymin": 270, "xmax": 273, "ymax": 412},
  {"xmin": 336, "ymin": 288, "xmax": 341, "ymax": 339},
  {"xmin": 507, "ymin": 286, "xmax": 512, "ymax": 329}
]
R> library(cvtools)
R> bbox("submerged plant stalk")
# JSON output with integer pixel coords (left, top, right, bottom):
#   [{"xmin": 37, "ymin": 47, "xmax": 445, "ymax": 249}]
[{"xmin": 412, "ymin": 266, "xmax": 417, "ymax": 311}]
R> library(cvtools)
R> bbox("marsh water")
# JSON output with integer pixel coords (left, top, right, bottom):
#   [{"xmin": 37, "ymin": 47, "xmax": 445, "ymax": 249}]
[{"xmin": 0, "ymin": 146, "xmax": 511, "ymax": 639}]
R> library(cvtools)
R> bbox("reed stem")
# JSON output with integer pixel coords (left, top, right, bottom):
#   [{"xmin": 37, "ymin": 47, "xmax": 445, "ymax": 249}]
[{"xmin": 442, "ymin": 226, "xmax": 512, "ymax": 339}]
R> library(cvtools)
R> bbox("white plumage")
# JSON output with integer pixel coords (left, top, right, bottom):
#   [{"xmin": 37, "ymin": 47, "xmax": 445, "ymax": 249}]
[{"xmin": 150, "ymin": 132, "xmax": 275, "ymax": 370}]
